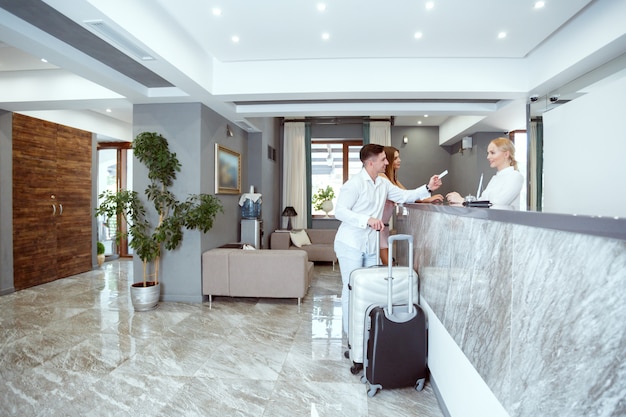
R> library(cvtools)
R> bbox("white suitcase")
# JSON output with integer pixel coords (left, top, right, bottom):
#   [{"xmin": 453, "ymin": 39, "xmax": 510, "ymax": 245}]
[{"xmin": 347, "ymin": 232, "xmax": 418, "ymax": 373}]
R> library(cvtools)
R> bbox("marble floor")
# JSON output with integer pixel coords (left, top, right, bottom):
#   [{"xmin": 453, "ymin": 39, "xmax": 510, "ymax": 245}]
[{"xmin": 0, "ymin": 260, "xmax": 443, "ymax": 417}]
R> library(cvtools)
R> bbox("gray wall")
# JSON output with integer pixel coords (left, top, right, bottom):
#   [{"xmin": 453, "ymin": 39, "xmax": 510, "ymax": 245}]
[
  {"xmin": 447, "ymin": 132, "xmax": 508, "ymax": 199},
  {"xmin": 246, "ymin": 117, "xmax": 281, "ymax": 247},
  {"xmin": 133, "ymin": 103, "xmax": 249, "ymax": 303},
  {"xmin": 392, "ymin": 126, "xmax": 451, "ymax": 195}
]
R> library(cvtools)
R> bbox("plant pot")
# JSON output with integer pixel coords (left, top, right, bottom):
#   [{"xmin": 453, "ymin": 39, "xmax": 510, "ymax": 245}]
[
  {"xmin": 97, "ymin": 253, "xmax": 105, "ymax": 267},
  {"xmin": 321, "ymin": 200, "xmax": 333, "ymax": 218},
  {"xmin": 130, "ymin": 281, "xmax": 160, "ymax": 311}
]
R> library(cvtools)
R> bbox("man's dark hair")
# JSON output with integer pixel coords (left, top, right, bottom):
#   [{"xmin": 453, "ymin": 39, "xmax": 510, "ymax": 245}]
[{"xmin": 360, "ymin": 144, "xmax": 385, "ymax": 163}]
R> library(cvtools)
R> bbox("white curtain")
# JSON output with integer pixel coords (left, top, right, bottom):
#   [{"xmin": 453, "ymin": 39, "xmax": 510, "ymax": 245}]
[
  {"xmin": 369, "ymin": 121, "xmax": 391, "ymax": 146},
  {"xmin": 282, "ymin": 122, "xmax": 307, "ymax": 229}
]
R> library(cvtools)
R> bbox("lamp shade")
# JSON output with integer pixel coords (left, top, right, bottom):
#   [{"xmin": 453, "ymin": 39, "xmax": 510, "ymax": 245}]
[{"xmin": 282, "ymin": 206, "xmax": 297, "ymax": 217}]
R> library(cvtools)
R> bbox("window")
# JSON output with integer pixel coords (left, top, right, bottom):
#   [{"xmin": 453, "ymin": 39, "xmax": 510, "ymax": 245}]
[{"xmin": 311, "ymin": 140, "xmax": 362, "ymax": 216}]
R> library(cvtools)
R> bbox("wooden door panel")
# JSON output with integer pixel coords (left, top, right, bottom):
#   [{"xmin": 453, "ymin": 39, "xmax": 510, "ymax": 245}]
[
  {"xmin": 12, "ymin": 114, "xmax": 58, "ymax": 290},
  {"xmin": 55, "ymin": 125, "xmax": 92, "ymax": 278}
]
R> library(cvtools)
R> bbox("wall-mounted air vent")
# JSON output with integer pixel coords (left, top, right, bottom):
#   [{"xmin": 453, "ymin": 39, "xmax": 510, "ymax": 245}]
[
  {"xmin": 235, "ymin": 120, "xmax": 255, "ymax": 131},
  {"xmin": 84, "ymin": 20, "xmax": 155, "ymax": 61}
]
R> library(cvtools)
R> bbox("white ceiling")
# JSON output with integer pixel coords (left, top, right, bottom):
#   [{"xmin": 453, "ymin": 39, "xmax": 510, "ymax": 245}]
[{"xmin": 0, "ymin": 0, "xmax": 625, "ymax": 144}]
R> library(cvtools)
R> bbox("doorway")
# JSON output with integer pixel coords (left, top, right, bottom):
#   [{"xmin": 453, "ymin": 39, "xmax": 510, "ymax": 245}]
[{"xmin": 96, "ymin": 142, "xmax": 133, "ymax": 257}]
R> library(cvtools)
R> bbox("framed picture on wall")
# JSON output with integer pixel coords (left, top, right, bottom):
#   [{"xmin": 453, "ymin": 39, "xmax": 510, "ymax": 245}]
[{"xmin": 215, "ymin": 143, "xmax": 241, "ymax": 194}]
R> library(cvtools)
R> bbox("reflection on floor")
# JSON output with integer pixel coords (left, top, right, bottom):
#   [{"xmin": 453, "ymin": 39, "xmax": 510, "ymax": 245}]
[{"xmin": 0, "ymin": 260, "xmax": 443, "ymax": 417}]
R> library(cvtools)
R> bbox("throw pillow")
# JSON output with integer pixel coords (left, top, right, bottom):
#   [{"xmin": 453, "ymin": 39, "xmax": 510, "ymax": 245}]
[{"xmin": 290, "ymin": 229, "xmax": 312, "ymax": 248}]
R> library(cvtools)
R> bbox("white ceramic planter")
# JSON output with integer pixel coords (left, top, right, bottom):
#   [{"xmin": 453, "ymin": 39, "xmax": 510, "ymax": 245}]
[
  {"xmin": 321, "ymin": 200, "xmax": 333, "ymax": 218},
  {"xmin": 130, "ymin": 282, "xmax": 160, "ymax": 311}
]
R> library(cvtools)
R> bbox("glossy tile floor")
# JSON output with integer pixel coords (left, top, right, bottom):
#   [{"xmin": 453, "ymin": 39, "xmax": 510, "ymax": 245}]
[{"xmin": 0, "ymin": 260, "xmax": 443, "ymax": 417}]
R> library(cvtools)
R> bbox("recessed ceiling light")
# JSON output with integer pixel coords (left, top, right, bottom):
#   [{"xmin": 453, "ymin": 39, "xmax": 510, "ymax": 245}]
[
  {"xmin": 212, "ymin": 8, "xmax": 222, "ymax": 16},
  {"xmin": 317, "ymin": 3, "xmax": 326, "ymax": 12},
  {"xmin": 41, "ymin": 58, "xmax": 48, "ymax": 63},
  {"xmin": 425, "ymin": 1, "xmax": 434, "ymax": 10},
  {"xmin": 534, "ymin": 1, "xmax": 545, "ymax": 9},
  {"xmin": 106, "ymin": 108, "xmax": 111, "ymax": 113},
  {"xmin": 231, "ymin": 35, "xmax": 240, "ymax": 43},
  {"xmin": 414, "ymin": 32, "xmax": 423, "ymax": 39},
  {"xmin": 498, "ymin": 31, "xmax": 507, "ymax": 39},
  {"xmin": 322, "ymin": 32, "xmax": 330, "ymax": 40},
  {"xmin": 424, "ymin": 114, "xmax": 429, "ymax": 118},
  {"xmin": 417, "ymin": 120, "xmax": 422, "ymax": 125}
]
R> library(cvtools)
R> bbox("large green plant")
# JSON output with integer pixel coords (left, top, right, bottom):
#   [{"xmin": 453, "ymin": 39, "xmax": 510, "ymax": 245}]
[{"xmin": 95, "ymin": 132, "xmax": 223, "ymax": 286}]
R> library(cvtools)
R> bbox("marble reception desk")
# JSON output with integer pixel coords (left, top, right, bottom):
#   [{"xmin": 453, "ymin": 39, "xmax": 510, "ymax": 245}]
[{"xmin": 394, "ymin": 204, "xmax": 625, "ymax": 417}]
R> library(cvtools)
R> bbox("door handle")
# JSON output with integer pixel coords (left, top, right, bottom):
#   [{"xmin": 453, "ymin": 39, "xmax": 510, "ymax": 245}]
[
  {"xmin": 52, "ymin": 204, "xmax": 56, "ymax": 216},
  {"xmin": 59, "ymin": 204, "xmax": 63, "ymax": 215}
]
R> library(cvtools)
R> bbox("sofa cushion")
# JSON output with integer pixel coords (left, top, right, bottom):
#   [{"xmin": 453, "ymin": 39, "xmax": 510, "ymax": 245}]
[{"xmin": 290, "ymin": 229, "xmax": 311, "ymax": 248}]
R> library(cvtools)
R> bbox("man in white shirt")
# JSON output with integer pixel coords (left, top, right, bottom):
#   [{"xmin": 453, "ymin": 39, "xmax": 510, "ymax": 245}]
[{"xmin": 334, "ymin": 143, "xmax": 442, "ymax": 339}]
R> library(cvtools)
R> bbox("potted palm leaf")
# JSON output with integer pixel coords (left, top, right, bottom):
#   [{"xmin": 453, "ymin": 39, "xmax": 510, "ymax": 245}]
[{"xmin": 95, "ymin": 132, "xmax": 223, "ymax": 311}]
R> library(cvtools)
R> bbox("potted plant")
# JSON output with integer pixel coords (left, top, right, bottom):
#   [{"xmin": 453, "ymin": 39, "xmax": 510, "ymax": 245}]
[
  {"xmin": 95, "ymin": 132, "xmax": 223, "ymax": 311},
  {"xmin": 97, "ymin": 242, "xmax": 105, "ymax": 267},
  {"xmin": 312, "ymin": 185, "xmax": 335, "ymax": 217}
]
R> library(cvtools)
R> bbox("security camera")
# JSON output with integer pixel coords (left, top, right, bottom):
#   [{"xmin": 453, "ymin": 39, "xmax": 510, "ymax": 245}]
[
  {"xmin": 549, "ymin": 95, "xmax": 560, "ymax": 103},
  {"xmin": 529, "ymin": 95, "xmax": 539, "ymax": 102}
]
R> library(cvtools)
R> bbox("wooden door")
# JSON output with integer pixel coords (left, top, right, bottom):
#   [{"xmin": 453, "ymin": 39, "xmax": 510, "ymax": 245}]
[
  {"xmin": 55, "ymin": 125, "xmax": 92, "ymax": 278},
  {"xmin": 13, "ymin": 114, "xmax": 58, "ymax": 290},
  {"xmin": 12, "ymin": 114, "xmax": 93, "ymax": 290}
]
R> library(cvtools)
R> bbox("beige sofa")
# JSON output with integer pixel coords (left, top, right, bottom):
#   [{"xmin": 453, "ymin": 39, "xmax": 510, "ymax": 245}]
[
  {"xmin": 270, "ymin": 229, "xmax": 337, "ymax": 269},
  {"xmin": 202, "ymin": 248, "xmax": 314, "ymax": 308}
]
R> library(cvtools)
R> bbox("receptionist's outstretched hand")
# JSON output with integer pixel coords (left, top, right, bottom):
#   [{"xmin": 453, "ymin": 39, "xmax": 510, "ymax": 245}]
[{"xmin": 446, "ymin": 192, "xmax": 464, "ymax": 204}]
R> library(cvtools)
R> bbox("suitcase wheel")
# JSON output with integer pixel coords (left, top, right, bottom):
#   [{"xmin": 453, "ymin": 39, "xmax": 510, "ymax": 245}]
[
  {"xmin": 415, "ymin": 378, "xmax": 425, "ymax": 391},
  {"xmin": 367, "ymin": 383, "xmax": 381, "ymax": 397},
  {"xmin": 350, "ymin": 362, "xmax": 363, "ymax": 375}
]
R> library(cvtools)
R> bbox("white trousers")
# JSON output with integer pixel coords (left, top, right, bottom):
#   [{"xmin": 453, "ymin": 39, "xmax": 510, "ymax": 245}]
[{"xmin": 334, "ymin": 240, "xmax": 379, "ymax": 335}]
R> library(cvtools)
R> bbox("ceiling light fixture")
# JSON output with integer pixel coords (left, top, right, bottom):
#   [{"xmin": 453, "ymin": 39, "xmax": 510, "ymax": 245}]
[
  {"xmin": 212, "ymin": 8, "xmax": 222, "ymax": 16},
  {"xmin": 414, "ymin": 32, "xmax": 423, "ymax": 39},
  {"xmin": 322, "ymin": 32, "xmax": 330, "ymax": 40},
  {"xmin": 232, "ymin": 35, "xmax": 240, "ymax": 43},
  {"xmin": 498, "ymin": 31, "xmax": 507, "ymax": 39},
  {"xmin": 424, "ymin": 114, "xmax": 429, "ymax": 118},
  {"xmin": 417, "ymin": 120, "xmax": 422, "ymax": 125},
  {"xmin": 425, "ymin": 1, "xmax": 434, "ymax": 10},
  {"xmin": 106, "ymin": 108, "xmax": 111, "ymax": 113},
  {"xmin": 534, "ymin": 1, "xmax": 545, "ymax": 9},
  {"xmin": 317, "ymin": 3, "xmax": 326, "ymax": 12}
]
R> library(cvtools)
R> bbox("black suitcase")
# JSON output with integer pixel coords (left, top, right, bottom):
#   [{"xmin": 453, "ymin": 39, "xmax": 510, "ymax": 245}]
[{"xmin": 361, "ymin": 234, "xmax": 428, "ymax": 397}]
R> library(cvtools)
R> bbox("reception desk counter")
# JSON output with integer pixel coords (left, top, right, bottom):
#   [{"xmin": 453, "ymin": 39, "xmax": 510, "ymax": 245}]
[{"xmin": 395, "ymin": 204, "xmax": 625, "ymax": 417}]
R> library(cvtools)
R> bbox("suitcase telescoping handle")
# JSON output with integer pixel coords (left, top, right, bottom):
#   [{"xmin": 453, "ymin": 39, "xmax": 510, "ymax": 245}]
[{"xmin": 387, "ymin": 234, "xmax": 415, "ymax": 315}]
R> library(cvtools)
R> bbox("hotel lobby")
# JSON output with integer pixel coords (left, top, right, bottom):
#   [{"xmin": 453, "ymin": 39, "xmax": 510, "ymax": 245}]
[{"xmin": 1, "ymin": 2, "xmax": 625, "ymax": 416}]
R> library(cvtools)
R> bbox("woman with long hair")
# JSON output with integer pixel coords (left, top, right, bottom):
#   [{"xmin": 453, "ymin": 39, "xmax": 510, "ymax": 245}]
[
  {"xmin": 378, "ymin": 146, "xmax": 443, "ymax": 265},
  {"xmin": 446, "ymin": 137, "xmax": 524, "ymax": 210}
]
